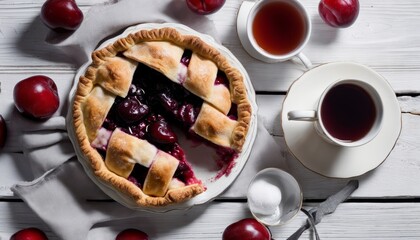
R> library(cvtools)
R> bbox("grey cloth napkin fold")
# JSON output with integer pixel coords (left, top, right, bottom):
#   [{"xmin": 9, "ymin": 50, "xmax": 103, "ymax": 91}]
[
  {"xmin": 21, "ymin": 125, "xmax": 72, "ymax": 177},
  {"xmin": 10, "ymin": 114, "xmax": 72, "ymax": 178},
  {"xmin": 10, "ymin": 0, "xmax": 288, "ymax": 238},
  {"xmin": 45, "ymin": 0, "xmax": 218, "ymax": 66},
  {"xmin": 13, "ymin": 159, "xmax": 133, "ymax": 239}
]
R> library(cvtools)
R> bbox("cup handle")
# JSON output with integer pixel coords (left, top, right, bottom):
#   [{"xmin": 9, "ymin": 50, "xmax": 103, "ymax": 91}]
[
  {"xmin": 288, "ymin": 110, "xmax": 317, "ymax": 121},
  {"xmin": 297, "ymin": 52, "xmax": 312, "ymax": 70}
]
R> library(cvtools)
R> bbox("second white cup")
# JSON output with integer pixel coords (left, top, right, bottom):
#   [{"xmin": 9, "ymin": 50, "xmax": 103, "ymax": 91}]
[
  {"xmin": 287, "ymin": 79, "xmax": 384, "ymax": 147},
  {"xmin": 239, "ymin": 0, "xmax": 312, "ymax": 68}
]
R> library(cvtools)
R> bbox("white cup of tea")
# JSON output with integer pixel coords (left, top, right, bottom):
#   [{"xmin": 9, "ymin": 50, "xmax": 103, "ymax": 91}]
[
  {"xmin": 237, "ymin": 0, "xmax": 312, "ymax": 68},
  {"xmin": 287, "ymin": 79, "xmax": 384, "ymax": 147}
]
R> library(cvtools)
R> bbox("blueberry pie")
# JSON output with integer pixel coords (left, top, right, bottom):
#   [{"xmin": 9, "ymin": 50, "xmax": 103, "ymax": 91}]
[{"xmin": 72, "ymin": 27, "xmax": 252, "ymax": 206}]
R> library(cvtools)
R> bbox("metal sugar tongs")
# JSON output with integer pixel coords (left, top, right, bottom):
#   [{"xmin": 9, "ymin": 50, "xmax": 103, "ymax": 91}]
[{"xmin": 287, "ymin": 180, "xmax": 359, "ymax": 240}]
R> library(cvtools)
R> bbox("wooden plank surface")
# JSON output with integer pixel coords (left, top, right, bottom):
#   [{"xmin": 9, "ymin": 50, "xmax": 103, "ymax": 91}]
[
  {"xmin": 1, "ymin": 74, "xmax": 419, "ymax": 199},
  {"xmin": 0, "ymin": 201, "xmax": 419, "ymax": 239},
  {"xmin": 1, "ymin": 0, "xmax": 420, "ymax": 238},
  {"xmin": 1, "ymin": 92, "xmax": 419, "ymax": 199},
  {"xmin": 0, "ymin": 0, "xmax": 419, "ymax": 92}
]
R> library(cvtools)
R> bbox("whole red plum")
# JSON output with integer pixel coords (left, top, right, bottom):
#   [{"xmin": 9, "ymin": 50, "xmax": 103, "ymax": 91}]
[
  {"xmin": 222, "ymin": 218, "xmax": 271, "ymax": 240},
  {"xmin": 115, "ymin": 228, "xmax": 149, "ymax": 240},
  {"xmin": 41, "ymin": 0, "xmax": 84, "ymax": 31},
  {"xmin": 10, "ymin": 227, "xmax": 48, "ymax": 240},
  {"xmin": 13, "ymin": 75, "xmax": 59, "ymax": 120},
  {"xmin": 319, "ymin": 0, "xmax": 359, "ymax": 28},
  {"xmin": 186, "ymin": 0, "xmax": 226, "ymax": 15}
]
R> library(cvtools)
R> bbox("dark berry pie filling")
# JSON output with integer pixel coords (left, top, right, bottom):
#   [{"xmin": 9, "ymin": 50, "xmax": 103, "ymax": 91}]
[{"xmin": 93, "ymin": 59, "xmax": 238, "ymax": 189}]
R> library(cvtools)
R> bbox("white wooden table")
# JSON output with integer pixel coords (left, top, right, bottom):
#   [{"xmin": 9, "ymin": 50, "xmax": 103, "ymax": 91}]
[{"xmin": 1, "ymin": 0, "xmax": 420, "ymax": 239}]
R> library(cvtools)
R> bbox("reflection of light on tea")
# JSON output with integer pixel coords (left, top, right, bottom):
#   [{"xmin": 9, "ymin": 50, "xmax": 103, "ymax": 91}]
[{"xmin": 248, "ymin": 178, "xmax": 282, "ymax": 223}]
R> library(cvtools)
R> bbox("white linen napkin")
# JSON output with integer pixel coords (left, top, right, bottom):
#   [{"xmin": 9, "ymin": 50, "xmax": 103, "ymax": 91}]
[{"xmin": 11, "ymin": 0, "xmax": 288, "ymax": 239}]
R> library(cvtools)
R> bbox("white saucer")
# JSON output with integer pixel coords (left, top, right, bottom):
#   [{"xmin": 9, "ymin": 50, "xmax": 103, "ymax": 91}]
[
  {"xmin": 281, "ymin": 62, "xmax": 401, "ymax": 178},
  {"xmin": 236, "ymin": 0, "xmax": 263, "ymax": 61}
]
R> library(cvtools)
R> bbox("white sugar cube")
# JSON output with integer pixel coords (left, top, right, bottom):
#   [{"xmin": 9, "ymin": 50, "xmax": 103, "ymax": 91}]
[{"xmin": 248, "ymin": 179, "xmax": 282, "ymax": 216}]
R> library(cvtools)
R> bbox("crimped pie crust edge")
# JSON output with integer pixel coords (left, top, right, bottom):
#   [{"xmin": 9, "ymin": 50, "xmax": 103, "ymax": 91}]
[{"xmin": 72, "ymin": 27, "xmax": 252, "ymax": 207}]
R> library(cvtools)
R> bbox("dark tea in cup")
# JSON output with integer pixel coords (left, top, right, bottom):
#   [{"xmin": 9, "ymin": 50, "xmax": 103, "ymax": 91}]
[
  {"xmin": 287, "ymin": 79, "xmax": 383, "ymax": 147},
  {"xmin": 320, "ymin": 83, "xmax": 377, "ymax": 142},
  {"xmin": 239, "ymin": 0, "xmax": 312, "ymax": 66},
  {"xmin": 252, "ymin": 1, "xmax": 307, "ymax": 55}
]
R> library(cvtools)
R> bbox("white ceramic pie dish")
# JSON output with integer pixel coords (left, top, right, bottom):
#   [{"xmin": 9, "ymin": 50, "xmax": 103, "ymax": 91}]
[{"xmin": 67, "ymin": 22, "xmax": 258, "ymax": 212}]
